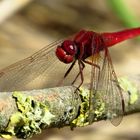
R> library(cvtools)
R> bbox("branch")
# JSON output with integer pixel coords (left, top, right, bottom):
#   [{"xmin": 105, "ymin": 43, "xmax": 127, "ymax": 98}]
[{"xmin": 0, "ymin": 75, "xmax": 139, "ymax": 139}]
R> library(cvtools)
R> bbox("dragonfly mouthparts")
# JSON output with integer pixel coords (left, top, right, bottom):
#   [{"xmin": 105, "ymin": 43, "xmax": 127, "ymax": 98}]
[{"xmin": 56, "ymin": 40, "xmax": 77, "ymax": 64}]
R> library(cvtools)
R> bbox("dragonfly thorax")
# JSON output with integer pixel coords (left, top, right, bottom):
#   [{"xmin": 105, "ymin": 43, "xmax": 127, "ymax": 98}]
[{"xmin": 56, "ymin": 40, "xmax": 77, "ymax": 64}]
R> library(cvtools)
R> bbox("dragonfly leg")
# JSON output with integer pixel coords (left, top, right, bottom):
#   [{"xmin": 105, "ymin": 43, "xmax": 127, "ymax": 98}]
[
  {"xmin": 71, "ymin": 42, "xmax": 89, "ymax": 91},
  {"xmin": 68, "ymin": 42, "xmax": 85, "ymax": 91},
  {"xmin": 58, "ymin": 60, "xmax": 76, "ymax": 86},
  {"xmin": 71, "ymin": 59, "xmax": 101, "ymax": 93},
  {"xmin": 64, "ymin": 60, "xmax": 76, "ymax": 78},
  {"xmin": 83, "ymin": 60, "xmax": 100, "ymax": 70},
  {"xmin": 71, "ymin": 60, "xmax": 85, "ymax": 90}
]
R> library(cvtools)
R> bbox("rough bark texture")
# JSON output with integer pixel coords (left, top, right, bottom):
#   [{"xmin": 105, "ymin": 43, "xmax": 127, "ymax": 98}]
[{"xmin": 0, "ymin": 75, "xmax": 139, "ymax": 139}]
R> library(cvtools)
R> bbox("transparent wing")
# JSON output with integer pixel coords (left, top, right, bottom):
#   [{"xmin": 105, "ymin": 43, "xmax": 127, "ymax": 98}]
[
  {"xmin": 86, "ymin": 54, "xmax": 101, "ymax": 124},
  {"xmin": 97, "ymin": 49, "xmax": 124, "ymax": 125},
  {"xmin": 0, "ymin": 39, "xmax": 81, "ymax": 92},
  {"xmin": 88, "ymin": 49, "xmax": 124, "ymax": 126}
]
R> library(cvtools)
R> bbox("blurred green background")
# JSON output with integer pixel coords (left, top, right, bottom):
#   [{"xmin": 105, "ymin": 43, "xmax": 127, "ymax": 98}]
[{"xmin": 0, "ymin": 0, "xmax": 140, "ymax": 140}]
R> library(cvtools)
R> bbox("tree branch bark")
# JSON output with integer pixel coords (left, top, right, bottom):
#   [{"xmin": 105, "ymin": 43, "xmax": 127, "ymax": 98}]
[{"xmin": 0, "ymin": 75, "xmax": 139, "ymax": 139}]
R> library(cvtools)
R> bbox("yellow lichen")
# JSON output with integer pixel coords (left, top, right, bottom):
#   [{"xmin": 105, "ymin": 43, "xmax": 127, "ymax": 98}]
[
  {"xmin": 119, "ymin": 77, "xmax": 138, "ymax": 104},
  {"xmin": 0, "ymin": 91, "xmax": 55, "ymax": 139}
]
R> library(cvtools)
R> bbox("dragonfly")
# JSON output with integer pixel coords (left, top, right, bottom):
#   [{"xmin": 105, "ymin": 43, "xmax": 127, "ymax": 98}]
[{"xmin": 0, "ymin": 27, "xmax": 140, "ymax": 126}]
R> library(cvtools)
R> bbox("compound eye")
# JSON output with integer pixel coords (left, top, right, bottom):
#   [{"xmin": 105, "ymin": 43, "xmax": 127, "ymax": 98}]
[{"xmin": 62, "ymin": 40, "xmax": 77, "ymax": 56}]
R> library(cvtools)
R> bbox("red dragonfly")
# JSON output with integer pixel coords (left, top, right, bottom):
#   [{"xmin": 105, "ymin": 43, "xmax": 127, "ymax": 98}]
[{"xmin": 0, "ymin": 27, "xmax": 140, "ymax": 125}]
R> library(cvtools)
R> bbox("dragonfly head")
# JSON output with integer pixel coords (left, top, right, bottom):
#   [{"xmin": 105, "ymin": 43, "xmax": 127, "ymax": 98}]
[{"xmin": 56, "ymin": 40, "xmax": 77, "ymax": 64}]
